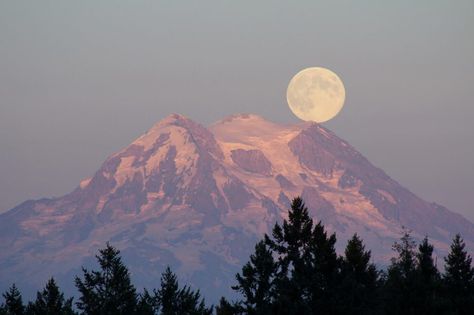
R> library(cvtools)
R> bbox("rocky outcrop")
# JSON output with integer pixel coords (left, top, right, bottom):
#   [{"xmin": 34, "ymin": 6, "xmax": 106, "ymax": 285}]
[{"xmin": 231, "ymin": 149, "xmax": 272, "ymax": 176}]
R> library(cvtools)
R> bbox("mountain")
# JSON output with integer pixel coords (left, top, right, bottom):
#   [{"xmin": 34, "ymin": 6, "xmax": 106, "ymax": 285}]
[{"xmin": 1, "ymin": 113, "xmax": 473, "ymax": 302}]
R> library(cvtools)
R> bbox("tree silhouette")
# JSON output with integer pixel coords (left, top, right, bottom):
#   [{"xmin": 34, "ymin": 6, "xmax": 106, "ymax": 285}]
[
  {"xmin": 261, "ymin": 197, "xmax": 343, "ymax": 314},
  {"xmin": 1, "ymin": 284, "xmax": 24, "ymax": 315},
  {"xmin": 265, "ymin": 197, "xmax": 314, "ymax": 314},
  {"xmin": 135, "ymin": 289, "xmax": 155, "ymax": 315},
  {"xmin": 307, "ymin": 221, "xmax": 340, "ymax": 313},
  {"xmin": 383, "ymin": 229, "xmax": 417, "ymax": 314},
  {"xmin": 26, "ymin": 278, "xmax": 75, "ymax": 315},
  {"xmin": 215, "ymin": 297, "xmax": 242, "ymax": 315},
  {"xmin": 412, "ymin": 237, "xmax": 441, "ymax": 313},
  {"xmin": 338, "ymin": 234, "xmax": 379, "ymax": 314},
  {"xmin": 3, "ymin": 198, "xmax": 474, "ymax": 315},
  {"xmin": 74, "ymin": 243, "xmax": 138, "ymax": 315},
  {"xmin": 443, "ymin": 234, "xmax": 474, "ymax": 314},
  {"xmin": 233, "ymin": 241, "xmax": 276, "ymax": 315},
  {"xmin": 155, "ymin": 267, "xmax": 179, "ymax": 315},
  {"xmin": 154, "ymin": 266, "xmax": 212, "ymax": 315}
]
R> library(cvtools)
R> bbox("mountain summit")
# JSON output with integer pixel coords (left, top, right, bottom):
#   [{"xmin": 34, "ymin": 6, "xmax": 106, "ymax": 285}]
[{"xmin": 1, "ymin": 113, "xmax": 473, "ymax": 300}]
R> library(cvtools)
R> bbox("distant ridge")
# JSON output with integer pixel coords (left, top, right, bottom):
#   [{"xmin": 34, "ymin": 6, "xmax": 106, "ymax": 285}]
[{"xmin": 1, "ymin": 113, "xmax": 473, "ymax": 301}]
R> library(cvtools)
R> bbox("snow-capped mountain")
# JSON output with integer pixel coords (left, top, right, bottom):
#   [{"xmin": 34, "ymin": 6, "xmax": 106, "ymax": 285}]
[{"xmin": 1, "ymin": 113, "xmax": 473, "ymax": 301}]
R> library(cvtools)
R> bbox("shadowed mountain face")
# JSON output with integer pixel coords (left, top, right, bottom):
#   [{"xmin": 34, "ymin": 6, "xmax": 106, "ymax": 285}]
[{"xmin": 1, "ymin": 113, "xmax": 473, "ymax": 301}]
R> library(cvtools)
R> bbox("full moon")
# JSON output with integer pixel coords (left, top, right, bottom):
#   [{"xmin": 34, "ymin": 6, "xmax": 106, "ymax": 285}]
[{"xmin": 287, "ymin": 67, "xmax": 345, "ymax": 123}]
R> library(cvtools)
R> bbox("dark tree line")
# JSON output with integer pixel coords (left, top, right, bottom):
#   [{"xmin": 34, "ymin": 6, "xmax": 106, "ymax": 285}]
[
  {"xmin": 217, "ymin": 198, "xmax": 474, "ymax": 315},
  {"xmin": 0, "ymin": 244, "xmax": 211, "ymax": 315},
  {"xmin": 1, "ymin": 197, "xmax": 473, "ymax": 314}
]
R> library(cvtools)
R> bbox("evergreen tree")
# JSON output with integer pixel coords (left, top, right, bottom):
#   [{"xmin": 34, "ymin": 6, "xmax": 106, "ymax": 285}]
[
  {"xmin": 383, "ymin": 230, "xmax": 417, "ymax": 315},
  {"xmin": 233, "ymin": 241, "xmax": 276, "ymax": 315},
  {"xmin": 392, "ymin": 230, "xmax": 417, "ymax": 276},
  {"xmin": 74, "ymin": 243, "xmax": 138, "ymax": 315},
  {"xmin": 2, "ymin": 284, "xmax": 24, "ymax": 315},
  {"xmin": 413, "ymin": 237, "xmax": 441, "ymax": 313},
  {"xmin": 264, "ymin": 197, "xmax": 313, "ymax": 314},
  {"xmin": 263, "ymin": 197, "xmax": 342, "ymax": 314},
  {"xmin": 175, "ymin": 286, "xmax": 212, "ymax": 315},
  {"xmin": 136, "ymin": 289, "xmax": 155, "ymax": 315},
  {"xmin": 155, "ymin": 267, "xmax": 179, "ymax": 315},
  {"xmin": 26, "ymin": 278, "xmax": 76, "ymax": 315},
  {"xmin": 338, "ymin": 234, "xmax": 379, "ymax": 314},
  {"xmin": 154, "ymin": 267, "xmax": 212, "ymax": 315},
  {"xmin": 443, "ymin": 234, "xmax": 474, "ymax": 314},
  {"xmin": 305, "ymin": 221, "xmax": 341, "ymax": 314},
  {"xmin": 215, "ymin": 298, "xmax": 243, "ymax": 315}
]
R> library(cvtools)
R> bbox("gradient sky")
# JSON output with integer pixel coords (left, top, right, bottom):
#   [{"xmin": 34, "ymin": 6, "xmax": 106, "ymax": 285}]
[{"xmin": 1, "ymin": 1, "xmax": 473, "ymax": 220}]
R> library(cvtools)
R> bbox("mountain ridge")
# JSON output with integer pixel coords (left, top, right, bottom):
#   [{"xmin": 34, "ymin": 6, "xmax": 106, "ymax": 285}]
[{"xmin": 1, "ymin": 113, "xmax": 472, "ymax": 301}]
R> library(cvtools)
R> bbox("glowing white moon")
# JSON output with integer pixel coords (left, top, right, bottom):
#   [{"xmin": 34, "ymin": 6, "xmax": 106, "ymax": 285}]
[{"xmin": 287, "ymin": 67, "xmax": 345, "ymax": 123}]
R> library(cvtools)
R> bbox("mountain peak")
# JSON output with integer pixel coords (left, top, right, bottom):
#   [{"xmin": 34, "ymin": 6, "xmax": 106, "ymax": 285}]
[
  {"xmin": 210, "ymin": 113, "xmax": 294, "ymax": 143},
  {"xmin": 163, "ymin": 113, "xmax": 191, "ymax": 123},
  {"xmin": 299, "ymin": 121, "xmax": 336, "ymax": 138},
  {"xmin": 150, "ymin": 113, "xmax": 195, "ymax": 130},
  {"xmin": 1, "ymin": 112, "xmax": 473, "ymax": 303},
  {"xmin": 129, "ymin": 114, "xmax": 222, "ymax": 158},
  {"xmin": 218, "ymin": 113, "xmax": 269, "ymax": 123}
]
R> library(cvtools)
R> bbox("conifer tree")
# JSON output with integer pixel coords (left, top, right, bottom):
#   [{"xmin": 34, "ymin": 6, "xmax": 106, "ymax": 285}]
[
  {"xmin": 392, "ymin": 230, "xmax": 417, "ymax": 276},
  {"xmin": 215, "ymin": 297, "xmax": 242, "ymax": 315},
  {"xmin": 154, "ymin": 266, "xmax": 212, "ymax": 315},
  {"xmin": 443, "ymin": 234, "xmax": 474, "ymax": 314},
  {"xmin": 1, "ymin": 284, "xmax": 24, "ymax": 315},
  {"xmin": 135, "ymin": 289, "xmax": 155, "ymax": 315},
  {"xmin": 155, "ymin": 267, "xmax": 179, "ymax": 315},
  {"xmin": 233, "ymin": 241, "xmax": 276, "ymax": 315},
  {"xmin": 413, "ymin": 237, "xmax": 440, "ymax": 313},
  {"xmin": 264, "ymin": 197, "xmax": 313, "ymax": 314},
  {"xmin": 175, "ymin": 286, "xmax": 211, "ymax": 315},
  {"xmin": 26, "ymin": 278, "xmax": 75, "ymax": 315},
  {"xmin": 307, "ymin": 221, "xmax": 341, "ymax": 314},
  {"xmin": 384, "ymin": 230, "xmax": 417, "ymax": 314},
  {"xmin": 262, "ymin": 197, "xmax": 343, "ymax": 314},
  {"xmin": 338, "ymin": 234, "xmax": 379, "ymax": 314},
  {"xmin": 74, "ymin": 243, "xmax": 138, "ymax": 315}
]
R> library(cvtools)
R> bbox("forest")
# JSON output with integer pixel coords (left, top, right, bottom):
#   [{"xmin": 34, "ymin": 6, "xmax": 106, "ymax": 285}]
[{"xmin": 1, "ymin": 197, "xmax": 473, "ymax": 315}]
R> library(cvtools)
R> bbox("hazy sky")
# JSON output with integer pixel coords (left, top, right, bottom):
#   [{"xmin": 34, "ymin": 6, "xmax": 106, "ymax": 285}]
[{"xmin": 1, "ymin": 1, "xmax": 473, "ymax": 220}]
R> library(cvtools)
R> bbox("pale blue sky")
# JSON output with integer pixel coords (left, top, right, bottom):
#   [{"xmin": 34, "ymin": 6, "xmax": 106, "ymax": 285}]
[{"xmin": 1, "ymin": 1, "xmax": 473, "ymax": 219}]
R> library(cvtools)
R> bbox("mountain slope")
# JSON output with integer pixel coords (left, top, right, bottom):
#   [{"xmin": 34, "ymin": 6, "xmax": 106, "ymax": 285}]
[{"xmin": 1, "ymin": 113, "xmax": 473, "ymax": 301}]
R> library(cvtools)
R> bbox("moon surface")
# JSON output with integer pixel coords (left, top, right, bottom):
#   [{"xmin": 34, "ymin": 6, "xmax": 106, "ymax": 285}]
[{"xmin": 287, "ymin": 67, "xmax": 345, "ymax": 123}]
